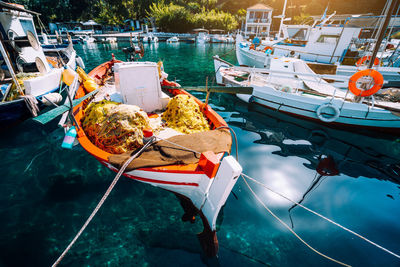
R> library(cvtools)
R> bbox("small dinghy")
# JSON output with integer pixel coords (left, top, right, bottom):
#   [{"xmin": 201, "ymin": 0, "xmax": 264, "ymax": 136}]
[{"xmin": 72, "ymin": 57, "xmax": 242, "ymax": 257}]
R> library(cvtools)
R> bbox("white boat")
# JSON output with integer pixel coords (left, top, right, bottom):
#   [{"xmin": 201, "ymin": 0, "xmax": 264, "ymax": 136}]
[
  {"xmin": 0, "ymin": 2, "xmax": 75, "ymax": 127},
  {"xmin": 105, "ymin": 37, "xmax": 117, "ymax": 43},
  {"xmin": 143, "ymin": 34, "xmax": 158, "ymax": 43},
  {"xmin": 81, "ymin": 34, "xmax": 96, "ymax": 43},
  {"xmin": 214, "ymin": 55, "xmax": 400, "ymax": 134},
  {"xmin": 131, "ymin": 35, "xmax": 139, "ymax": 43},
  {"xmin": 236, "ymin": 34, "xmax": 400, "ymax": 88},
  {"xmin": 193, "ymin": 28, "xmax": 209, "ymax": 43},
  {"xmin": 42, "ymin": 36, "xmax": 85, "ymax": 70},
  {"xmin": 166, "ymin": 36, "xmax": 179, "ymax": 43},
  {"xmin": 225, "ymin": 35, "xmax": 235, "ymax": 43}
]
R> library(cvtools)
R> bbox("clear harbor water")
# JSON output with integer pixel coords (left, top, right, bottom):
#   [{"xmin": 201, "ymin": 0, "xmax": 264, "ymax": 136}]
[{"xmin": 0, "ymin": 42, "xmax": 399, "ymax": 266}]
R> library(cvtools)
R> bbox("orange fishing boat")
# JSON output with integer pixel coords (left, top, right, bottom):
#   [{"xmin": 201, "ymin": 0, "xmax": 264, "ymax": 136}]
[{"xmin": 72, "ymin": 56, "xmax": 242, "ymax": 257}]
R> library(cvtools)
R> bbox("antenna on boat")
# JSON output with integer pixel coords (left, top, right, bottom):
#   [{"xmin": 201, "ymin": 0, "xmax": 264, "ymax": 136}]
[
  {"xmin": 278, "ymin": 0, "xmax": 288, "ymax": 38},
  {"xmin": 368, "ymin": 0, "xmax": 398, "ymax": 69}
]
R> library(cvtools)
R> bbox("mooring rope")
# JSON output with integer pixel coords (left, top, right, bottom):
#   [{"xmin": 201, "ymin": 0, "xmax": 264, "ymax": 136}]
[
  {"xmin": 241, "ymin": 173, "xmax": 400, "ymax": 260},
  {"xmin": 241, "ymin": 174, "xmax": 351, "ymax": 267},
  {"xmin": 51, "ymin": 138, "xmax": 155, "ymax": 267}
]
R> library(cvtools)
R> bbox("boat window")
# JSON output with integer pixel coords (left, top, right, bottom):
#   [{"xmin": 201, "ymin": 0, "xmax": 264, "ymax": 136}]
[
  {"xmin": 287, "ymin": 28, "xmax": 308, "ymax": 41},
  {"xmin": 317, "ymin": 35, "xmax": 339, "ymax": 44},
  {"xmin": 19, "ymin": 19, "xmax": 36, "ymax": 37}
]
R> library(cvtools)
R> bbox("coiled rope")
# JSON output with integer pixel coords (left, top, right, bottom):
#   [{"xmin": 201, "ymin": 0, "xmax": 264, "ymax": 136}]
[
  {"xmin": 52, "ymin": 137, "xmax": 155, "ymax": 267},
  {"xmin": 241, "ymin": 173, "xmax": 400, "ymax": 261}
]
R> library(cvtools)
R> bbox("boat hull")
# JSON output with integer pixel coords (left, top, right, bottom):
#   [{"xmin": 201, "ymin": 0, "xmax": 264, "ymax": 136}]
[
  {"xmin": 73, "ymin": 59, "xmax": 242, "ymax": 256},
  {"xmin": 0, "ymin": 98, "xmax": 32, "ymax": 128}
]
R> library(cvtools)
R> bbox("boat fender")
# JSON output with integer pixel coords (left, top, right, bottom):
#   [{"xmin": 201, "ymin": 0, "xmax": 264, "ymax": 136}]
[
  {"xmin": 263, "ymin": 46, "xmax": 274, "ymax": 54},
  {"xmin": 280, "ymin": 85, "xmax": 293, "ymax": 93},
  {"xmin": 316, "ymin": 103, "xmax": 340, "ymax": 123},
  {"xmin": 41, "ymin": 93, "xmax": 63, "ymax": 106},
  {"xmin": 76, "ymin": 56, "xmax": 85, "ymax": 69},
  {"xmin": 356, "ymin": 56, "xmax": 380, "ymax": 67},
  {"xmin": 348, "ymin": 69, "xmax": 383, "ymax": 97}
]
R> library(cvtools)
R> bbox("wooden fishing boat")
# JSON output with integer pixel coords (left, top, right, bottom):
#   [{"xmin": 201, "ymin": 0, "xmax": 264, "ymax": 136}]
[{"xmin": 72, "ymin": 57, "xmax": 242, "ymax": 257}]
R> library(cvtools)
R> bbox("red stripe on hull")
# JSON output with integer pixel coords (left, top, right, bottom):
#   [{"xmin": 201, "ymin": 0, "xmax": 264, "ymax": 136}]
[
  {"xmin": 124, "ymin": 173, "xmax": 199, "ymax": 187},
  {"xmin": 99, "ymin": 161, "xmax": 200, "ymax": 187}
]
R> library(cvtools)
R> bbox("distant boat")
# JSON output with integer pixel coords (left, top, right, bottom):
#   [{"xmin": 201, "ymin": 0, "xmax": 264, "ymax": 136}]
[
  {"xmin": 166, "ymin": 36, "xmax": 179, "ymax": 43},
  {"xmin": 81, "ymin": 34, "xmax": 96, "ymax": 43},
  {"xmin": 105, "ymin": 37, "xmax": 117, "ymax": 43},
  {"xmin": 193, "ymin": 28, "xmax": 209, "ymax": 44},
  {"xmin": 131, "ymin": 35, "xmax": 139, "ymax": 43}
]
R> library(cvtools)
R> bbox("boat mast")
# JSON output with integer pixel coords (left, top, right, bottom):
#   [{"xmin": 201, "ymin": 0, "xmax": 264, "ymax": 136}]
[
  {"xmin": 368, "ymin": 0, "xmax": 398, "ymax": 68},
  {"xmin": 278, "ymin": 0, "xmax": 288, "ymax": 38}
]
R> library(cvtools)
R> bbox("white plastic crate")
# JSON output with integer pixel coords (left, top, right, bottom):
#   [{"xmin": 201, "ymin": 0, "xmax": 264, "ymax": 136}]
[{"xmin": 114, "ymin": 62, "xmax": 164, "ymax": 112}]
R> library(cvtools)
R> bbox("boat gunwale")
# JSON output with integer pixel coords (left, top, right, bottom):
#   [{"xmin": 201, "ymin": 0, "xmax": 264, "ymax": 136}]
[{"xmin": 73, "ymin": 59, "xmax": 229, "ymax": 173}]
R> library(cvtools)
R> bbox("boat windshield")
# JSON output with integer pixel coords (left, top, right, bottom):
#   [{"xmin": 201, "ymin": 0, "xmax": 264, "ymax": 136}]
[
  {"xmin": 287, "ymin": 27, "xmax": 308, "ymax": 41},
  {"xmin": 19, "ymin": 18, "xmax": 36, "ymax": 37}
]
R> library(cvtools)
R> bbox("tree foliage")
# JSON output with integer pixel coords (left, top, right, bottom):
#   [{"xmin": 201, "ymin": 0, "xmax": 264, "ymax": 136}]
[{"xmin": 11, "ymin": 0, "xmax": 389, "ymax": 30}]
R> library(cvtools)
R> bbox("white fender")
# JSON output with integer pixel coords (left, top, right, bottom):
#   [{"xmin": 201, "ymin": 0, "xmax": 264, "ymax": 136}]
[
  {"xmin": 316, "ymin": 103, "xmax": 340, "ymax": 122},
  {"xmin": 201, "ymin": 156, "xmax": 242, "ymax": 231}
]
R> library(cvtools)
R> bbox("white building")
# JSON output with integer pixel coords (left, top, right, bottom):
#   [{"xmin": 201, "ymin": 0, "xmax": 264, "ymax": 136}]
[{"xmin": 245, "ymin": 4, "xmax": 273, "ymax": 37}]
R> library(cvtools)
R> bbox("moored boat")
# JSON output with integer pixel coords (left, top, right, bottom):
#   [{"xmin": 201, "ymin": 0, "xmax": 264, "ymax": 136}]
[
  {"xmin": 214, "ymin": 55, "xmax": 400, "ymax": 134},
  {"xmin": 0, "ymin": 2, "xmax": 78, "ymax": 128},
  {"xmin": 72, "ymin": 57, "xmax": 242, "ymax": 257}
]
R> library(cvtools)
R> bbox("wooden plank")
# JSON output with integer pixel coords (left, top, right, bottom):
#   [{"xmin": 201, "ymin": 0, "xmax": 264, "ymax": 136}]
[
  {"xmin": 33, "ymin": 88, "xmax": 99, "ymax": 125},
  {"xmin": 164, "ymin": 86, "xmax": 253, "ymax": 95}
]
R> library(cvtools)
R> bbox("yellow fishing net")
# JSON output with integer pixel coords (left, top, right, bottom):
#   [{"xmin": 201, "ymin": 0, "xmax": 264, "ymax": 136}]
[
  {"xmin": 162, "ymin": 94, "xmax": 210, "ymax": 134},
  {"xmin": 82, "ymin": 100, "xmax": 150, "ymax": 154},
  {"xmin": 6, "ymin": 73, "xmax": 41, "ymax": 101}
]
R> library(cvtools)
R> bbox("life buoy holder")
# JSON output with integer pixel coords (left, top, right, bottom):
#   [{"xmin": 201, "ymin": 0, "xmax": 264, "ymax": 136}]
[
  {"xmin": 348, "ymin": 69, "xmax": 383, "ymax": 97},
  {"xmin": 316, "ymin": 103, "xmax": 340, "ymax": 122},
  {"xmin": 263, "ymin": 46, "xmax": 274, "ymax": 54},
  {"xmin": 356, "ymin": 56, "xmax": 380, "ymax": 67}
]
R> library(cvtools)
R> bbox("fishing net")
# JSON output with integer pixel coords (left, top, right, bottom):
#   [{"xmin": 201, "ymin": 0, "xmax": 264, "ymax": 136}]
[
  {"xmin": 82, "ymin": 100, "xmax": 150, "ymax": 154},
  {"xmin": 6, "ymin": 73, "xmax": 41, "ymax": 101},
  {"xmin": 162, "ymin": 94, "xmax": 210, "ymax": 134}
]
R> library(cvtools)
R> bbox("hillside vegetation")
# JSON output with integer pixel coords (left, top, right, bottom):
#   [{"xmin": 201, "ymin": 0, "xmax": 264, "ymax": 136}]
[{"xmin": 13, "ymin": 0, "xmax": 388, "ymax": 31}]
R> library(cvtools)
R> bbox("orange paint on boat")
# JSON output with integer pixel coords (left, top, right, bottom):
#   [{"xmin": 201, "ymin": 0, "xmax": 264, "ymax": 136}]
[{"xmin": 73, "ymin": 59, "xmax": 228, "ymax": 175}]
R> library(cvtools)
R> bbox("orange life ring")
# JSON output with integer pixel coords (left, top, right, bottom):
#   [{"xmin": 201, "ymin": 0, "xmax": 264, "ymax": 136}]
[
  {"xmin": 263, "ymin": 46, "xmax": 274, "ymax": 53},
  {"xmin": 356, "ymin": 56, "xmax": 380, "ymax": 67},
  {"xmin": 249, "ymin": 44, "xmax": 255, "ymax": 50},
  {"xmin": 348, "ymin": 69, "xmax": 383, "ymax": 97}
]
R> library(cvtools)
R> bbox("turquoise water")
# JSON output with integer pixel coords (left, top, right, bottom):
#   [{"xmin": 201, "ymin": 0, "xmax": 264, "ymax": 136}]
[{"xmin": 0, "ymin": 42, "xmax": 400, "ymax": 266}]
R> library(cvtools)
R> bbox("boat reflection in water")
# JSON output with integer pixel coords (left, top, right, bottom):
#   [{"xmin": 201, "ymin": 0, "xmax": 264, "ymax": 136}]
[{"xmin": 222, "ymin": 93, "xmax": 400, "ymax": 220}]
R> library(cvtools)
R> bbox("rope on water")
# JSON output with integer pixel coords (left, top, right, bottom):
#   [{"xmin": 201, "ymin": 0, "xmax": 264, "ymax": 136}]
[
  {"xmin": 241, "ymin": 173, "xmax": 400, "ymax": 260},
  {"xmin": 24, "ymin": 149, "xmax": 48, "ymax": 173},
  {"xmin": 51, "ymin": 138, "xmax": 155, "ymax": 267},
  {"xmin": 241, "ymin": 174, "xmax": 351, "ymax": 267}
]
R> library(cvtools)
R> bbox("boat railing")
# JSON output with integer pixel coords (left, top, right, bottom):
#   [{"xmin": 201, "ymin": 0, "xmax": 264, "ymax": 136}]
[{"xmin": 235, "ymin": 66, "xmax": 350, "ymax": 83}]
